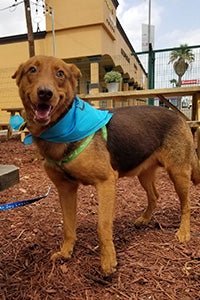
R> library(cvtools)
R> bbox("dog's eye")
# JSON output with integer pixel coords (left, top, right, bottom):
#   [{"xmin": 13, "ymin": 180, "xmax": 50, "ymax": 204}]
[
  {"xmin": 29, "ymin": 66, "xmax": 37, "ymax": 74},
  {"xmin": 56, "ymin": 70, "xmax": 65, "ymax": 78}
]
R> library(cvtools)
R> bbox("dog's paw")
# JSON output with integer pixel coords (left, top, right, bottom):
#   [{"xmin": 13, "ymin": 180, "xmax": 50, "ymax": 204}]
[
  {"xmin": 134, "ymin": 216, "xmax": 150, "ymax": 228},
  {"xmin": 175, "ymin": 229, "xmax": 190, "ymax": 243},
  {"xmin": 100, "ymin": 245, "xmax": 117, "ymax": 276},
  {"xmin": 51, "ymin": 250, "xmax": 72, "ymax": 262},
  {"xmin": 101, "ymin": 259, "xmax": 117, "ymax": 277},
  {"xmin": 51, "ymin": 242, "xmax": 74, "ymax": 261}
]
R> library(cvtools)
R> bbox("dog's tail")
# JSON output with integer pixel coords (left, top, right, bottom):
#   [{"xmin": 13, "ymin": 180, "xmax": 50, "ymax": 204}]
[{"xmin": 191, "ymin": 149, "xmax": 200, "ymax": 185}]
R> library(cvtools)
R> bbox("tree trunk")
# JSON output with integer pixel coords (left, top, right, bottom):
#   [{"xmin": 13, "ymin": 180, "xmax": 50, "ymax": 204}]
[{"xmin": 176, "ymin": 75, "xmax": 182, "ymax": 110}]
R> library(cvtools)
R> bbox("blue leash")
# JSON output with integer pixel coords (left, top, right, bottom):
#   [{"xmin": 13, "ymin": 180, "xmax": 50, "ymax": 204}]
[{"xmin": 0, "ymin": 185, "xmax": 51, "ymax": 211}]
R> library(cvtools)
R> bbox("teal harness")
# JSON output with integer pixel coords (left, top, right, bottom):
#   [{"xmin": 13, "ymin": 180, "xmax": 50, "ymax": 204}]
[{"xmin": 47, "ymin": 126, "xmax": 108, "ymax": 172}]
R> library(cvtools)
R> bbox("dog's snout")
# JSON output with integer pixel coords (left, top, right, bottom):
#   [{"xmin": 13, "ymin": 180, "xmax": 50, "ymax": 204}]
[{"xmin": 37, "ymin": 86, "xmax": 53, "ymax": 101}]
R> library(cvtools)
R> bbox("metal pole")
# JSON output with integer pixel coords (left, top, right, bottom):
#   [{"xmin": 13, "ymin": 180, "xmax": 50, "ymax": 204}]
[
  {"xmin": 148, "ymin": 0, "xmax": 151, "ymax": 46},
  {"xmin": 148, "ymin": 0, "xmax": 152, "ymax": 87},
  {"xmin": 147, "ymin": 0, "xmax": 154, "ymax": 105},
  {"xmin": 50, "ymin": 7, "xmax": 56, "ymax": 56}
]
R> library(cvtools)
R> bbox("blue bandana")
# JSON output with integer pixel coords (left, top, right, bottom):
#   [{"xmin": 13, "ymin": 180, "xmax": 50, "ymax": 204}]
[{"xmin": 10, "ymin": 96, "xmax": 113, "ymax": 145}]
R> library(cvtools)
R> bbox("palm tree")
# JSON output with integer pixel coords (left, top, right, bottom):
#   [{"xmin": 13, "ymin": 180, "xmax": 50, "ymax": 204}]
[
  {"xmin": 169, "ymin": 44, "xmax": 195, "ymax": 109},
  {"xmin": 169, "ymin": 44, "xmax": 195, "ymax": 87}
]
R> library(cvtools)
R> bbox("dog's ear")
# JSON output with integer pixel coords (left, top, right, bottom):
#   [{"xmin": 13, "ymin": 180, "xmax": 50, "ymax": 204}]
[
  {"xmin": 12, "ymin": 63, "xmax": 24, "ymax": 86},
  {"xmin": 67, "ymin": 64, "xmax": 82, "ymax": 88},
  {"xmin": 69, "ymin": 64, "xmax": 82, "ymax": 80}
]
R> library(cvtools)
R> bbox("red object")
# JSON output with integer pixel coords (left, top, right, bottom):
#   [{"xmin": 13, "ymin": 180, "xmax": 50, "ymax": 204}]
[{"xmin": 181, "ymin": 79, "xmax": 200, "ymax": 85}]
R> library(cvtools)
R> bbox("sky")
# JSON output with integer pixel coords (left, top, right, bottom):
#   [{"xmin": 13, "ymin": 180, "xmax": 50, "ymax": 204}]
[
  {"xmin": 0, "ymin": 0, "xmax": 199, "ymax": 52},
  {"xmin": 117, "ymin": 0, "xmax": 200, "ymax": 51},
  {"xmin": 0, "ymin": 0, "xmax": 46, "ymax": 37}
]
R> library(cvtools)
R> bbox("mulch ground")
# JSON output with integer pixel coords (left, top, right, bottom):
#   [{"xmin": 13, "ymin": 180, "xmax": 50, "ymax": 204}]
[{"xmin": 0, "ymin": 135, "xmax": 200, "ymax": 300}]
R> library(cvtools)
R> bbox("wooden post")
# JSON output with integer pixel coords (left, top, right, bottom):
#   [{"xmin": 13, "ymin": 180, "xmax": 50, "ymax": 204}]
[
  {"xmin": 193, "ymin": 92, "xmax": 200, "ymax": 160},
  {"xmin": 90, "ymin": 62, "xmax": 99, "ymax": 94},
  {"xmin": 192, "ymin": 92, "xmax": 200, "ymax": 127},
  {"xmin": 0, "ymin": 165, "xmax": 19, "ymax": 191},
  {"xmin": 24, "ymin": 0, "xmax": 35, "ymax": 57},
  {"xmin": 89, "ymin": 61, "xmax": 100, "ymax": 107}
]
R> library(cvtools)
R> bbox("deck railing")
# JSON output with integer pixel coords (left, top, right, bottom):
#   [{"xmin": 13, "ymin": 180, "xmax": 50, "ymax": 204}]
[
  {"xmin": 80, "ymin": 86, "xmax": 200, "ymax": 157},
  {"xmin": 79, "ymin": 86, "xmax": 200, "ymax": 122}
]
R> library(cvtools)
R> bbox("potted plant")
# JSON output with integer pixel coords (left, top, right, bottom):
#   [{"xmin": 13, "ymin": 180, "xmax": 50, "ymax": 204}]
[{"xmin": 104, "ymin": 70, "xmax": 122, "ymax": 92}]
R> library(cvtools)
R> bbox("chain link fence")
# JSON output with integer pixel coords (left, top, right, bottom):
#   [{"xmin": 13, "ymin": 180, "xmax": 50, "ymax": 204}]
[
  {"xmin": 136, "ymin": 45, "xmax": 200, "ymax": 116},
  {"xmin": 137, "ymin": 45, "xmax": 200, "ymax": 89}
]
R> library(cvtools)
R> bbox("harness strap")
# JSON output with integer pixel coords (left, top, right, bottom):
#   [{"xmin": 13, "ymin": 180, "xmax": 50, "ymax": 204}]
[
  {"xmin": 101, "ymin": 125, "xmax": 108, "ymax": 140},
  {"xmin": 47, "ymin": 126, "xmax": 108, "ymax": 171}
]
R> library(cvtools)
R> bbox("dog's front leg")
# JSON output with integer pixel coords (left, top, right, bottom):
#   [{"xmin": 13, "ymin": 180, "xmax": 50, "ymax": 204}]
[
  {"xmin": 96, "ymin": 173, "xmax": 117, "ymax": 276},
  {"xmin": 53, "ymin": 182, "xmax": 78, "ymax": 260},
  {"xmin": 45, "ymin": 164, "xmax": 78, "ymax": 260}
]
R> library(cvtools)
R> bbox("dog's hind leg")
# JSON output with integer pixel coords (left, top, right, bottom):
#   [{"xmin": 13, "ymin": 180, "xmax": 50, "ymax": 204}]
[
  {"xmin": 95, "ymin": 172, "xmax": 118, "ymax": 276},
  {"xmin": 168, "ymin": 166, "xmax": 191, "ymax": 242},
  {"xmin": 134, "ymin": 166, "xmax": 159, "ymax": 227}
]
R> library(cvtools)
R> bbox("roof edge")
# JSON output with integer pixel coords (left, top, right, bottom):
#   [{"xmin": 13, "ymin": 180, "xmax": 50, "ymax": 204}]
[
  {"xmin": 111, "ymin": 0, "xmax": 119, "ymax": 9},
  {"xmin": 0, "ymin": 31, "xmax": 46, "ymax": 45}
]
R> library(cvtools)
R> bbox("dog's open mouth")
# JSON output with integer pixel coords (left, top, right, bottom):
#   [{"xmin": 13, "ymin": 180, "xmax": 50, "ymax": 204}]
[{"xmin": 34, "ymin": 103, "xmax": 53, "ymax": 122}]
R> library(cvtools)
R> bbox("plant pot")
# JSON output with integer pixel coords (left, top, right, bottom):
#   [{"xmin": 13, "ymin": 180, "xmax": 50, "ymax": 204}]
[{"xmin": 107, "ymin": 82, "xmax": 119, "ymax": 92}]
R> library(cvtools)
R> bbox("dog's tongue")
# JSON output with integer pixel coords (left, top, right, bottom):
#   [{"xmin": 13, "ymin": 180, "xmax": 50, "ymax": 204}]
[{"xmin": 35, "ymin": 104, "xmax": 52, "ymax": 121}]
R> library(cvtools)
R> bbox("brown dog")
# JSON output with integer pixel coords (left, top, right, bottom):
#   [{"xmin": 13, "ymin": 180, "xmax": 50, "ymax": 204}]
[{"xmin": 12, "ymin": 55, "xmax": 200, "ymax": 276}]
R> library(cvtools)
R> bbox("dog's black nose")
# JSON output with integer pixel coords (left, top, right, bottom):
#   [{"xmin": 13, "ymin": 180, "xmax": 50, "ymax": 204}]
[{"xmin": 37, "ymin": 87, "xmax": 53, "ymax": 101}]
